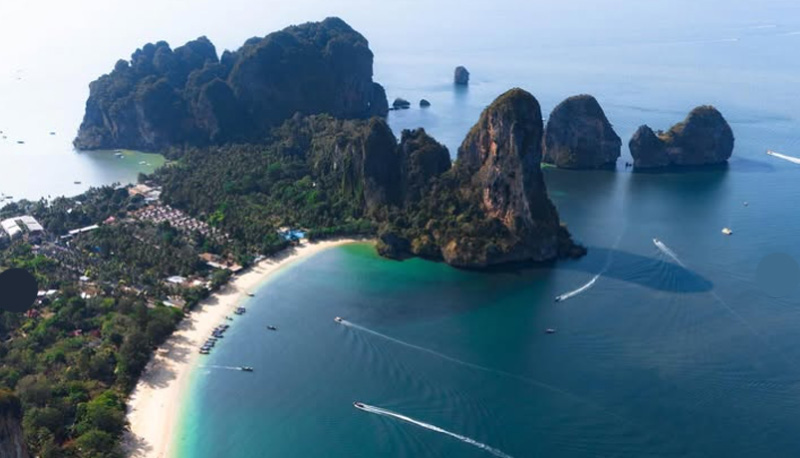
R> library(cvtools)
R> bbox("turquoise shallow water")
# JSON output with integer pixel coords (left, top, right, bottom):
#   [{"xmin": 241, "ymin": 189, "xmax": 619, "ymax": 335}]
[
  {"xmin": 174, "ymin": 3, "xmax": 800, "ymax": 456},
  {"xmin": 176, "ymin": 200, "xmax": 800, "ymax": 458}
]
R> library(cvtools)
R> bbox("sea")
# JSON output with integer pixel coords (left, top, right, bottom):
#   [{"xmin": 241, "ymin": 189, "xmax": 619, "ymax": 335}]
[{"xmin": 3, "ymin": 1, "xmax": 800, "ymax": 457}]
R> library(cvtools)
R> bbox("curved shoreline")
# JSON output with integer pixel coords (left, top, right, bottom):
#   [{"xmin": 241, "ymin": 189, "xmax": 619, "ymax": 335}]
[{"xmin": 123, "ymin": 239, "xmax": 364, "ymax": 458}]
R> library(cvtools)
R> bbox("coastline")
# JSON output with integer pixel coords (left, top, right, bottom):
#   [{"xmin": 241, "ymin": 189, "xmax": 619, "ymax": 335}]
[{"xmin": 123, "ymin": 238, "xmax": 364, "ymax": 458}]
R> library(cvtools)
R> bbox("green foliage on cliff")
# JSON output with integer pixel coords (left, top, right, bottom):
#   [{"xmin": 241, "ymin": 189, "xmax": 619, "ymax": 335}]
[
  {"xmin": 74, "ymin": 18, "xmax": 388, "ymax": 152},
  {"xmin": 154, "ymin": 115, "xmax": 402, "ymax": 252}
]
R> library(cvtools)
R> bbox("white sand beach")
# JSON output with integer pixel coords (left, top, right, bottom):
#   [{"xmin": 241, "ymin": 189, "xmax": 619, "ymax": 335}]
[{"xmin": 123, "ymin": 239, "xmax": 362, "ymax": 458}]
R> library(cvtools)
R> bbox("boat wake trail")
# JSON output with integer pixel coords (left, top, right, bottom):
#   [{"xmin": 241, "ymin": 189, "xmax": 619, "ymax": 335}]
[
  {"xmin": 555, "ymin": 231, "xmax": 625, "ymax": 302},
  {"xmin": 340, "ymin": 320, "xmax": 628, "ymax": 424},
  {"xmin": 199, "ymin": 365, "xmax": 241, "ymax": 371},
  {"xmin": 653, "ymin": 238, "xmax": 686, "ymax": 267},
  {"xmin": 766, "ymin": 150, "xmax": 800, "ymax": 165},
  {"xmin": 555, "ymin": 275, "xmax": 599, "ymax": 302},
  {"xmin": 357, "ymin": 404, "xmax": 514, "ymax": 458}
]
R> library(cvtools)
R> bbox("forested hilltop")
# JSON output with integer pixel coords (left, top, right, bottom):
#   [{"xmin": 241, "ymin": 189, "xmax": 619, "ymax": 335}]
[{"xmin": 74, "ymin": 17, "xmax": 388, "ymax": 151}]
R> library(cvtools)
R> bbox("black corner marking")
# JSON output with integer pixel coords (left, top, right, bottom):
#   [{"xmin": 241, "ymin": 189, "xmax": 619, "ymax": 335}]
[{"xmin": 0, "ymin": 268, "xmax": 38, "ymax": 313}]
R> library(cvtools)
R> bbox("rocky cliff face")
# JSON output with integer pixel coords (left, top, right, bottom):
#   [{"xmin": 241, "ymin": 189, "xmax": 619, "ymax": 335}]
[
  {"xmin": 74, "ymin": 18, "xmax": 388, "ymax": 151},
  {"xmin": 436, "ymin": 88, "xmax": 583, "ymax": 267},
  {"xmin": 279, "ymin": 115, "xmax": 402, "ymax": 217},
  {"xmin": 543, "ymin": 95, "xmax": 621, "ymax": 169},
  {"xmin": 454, "ymin": 66, "xmax": 470, "ymax": 85},
  {"xmin": 398, "ymin": 129, "xmax": 451, "ymax": 205},
  {"xmin": 373, "ymin": 89, "xmax": 583, "ymax": 266},
  {"xmin": 630, "ymin": 106, "xmax": 734, "ymax": 168},
  {"xmin": 0, "ymin": 391, "xmax": 28, "ymax": 458}
]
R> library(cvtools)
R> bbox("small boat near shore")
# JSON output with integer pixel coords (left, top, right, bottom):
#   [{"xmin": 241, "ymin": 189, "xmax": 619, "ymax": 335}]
[{"xmin": 722, "ymin": 227, "xmax": 733, "ymax": 235}]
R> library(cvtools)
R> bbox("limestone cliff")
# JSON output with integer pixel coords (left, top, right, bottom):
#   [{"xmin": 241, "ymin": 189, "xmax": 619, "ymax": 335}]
[
  {"xmin": 378, "ymin": 89, "xmax": 584, "ymax": 267},
  {"xmin": 0, "ymin": 390, "xmax": 28, "ymax": 458},
  {"xmin": 74, "ymin": 18, "xmax": 388, "ymax": 151},
  {"xmin": 398, "ymin": 128, "xmax": 451, "ymax": 206},
  {"xmin": 630, "ymin": 106, "xmax": 734, "ymax": 168},
  {"xmin": 276, "ymin": 115, "xmax": 402, "ymax": 217},
  {"xmin": 543, "ymin": 95, "xmax": 621, "ymax": 169},
  {"xmin": 454, "ymin": 66, "xmax": 470, "ymax": 85}
]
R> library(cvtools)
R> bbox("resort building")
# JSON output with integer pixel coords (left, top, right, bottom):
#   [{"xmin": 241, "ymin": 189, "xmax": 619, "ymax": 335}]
[
  {"xmin": 1, "ymin": 215, "xmax": 45, "ymax": 240},
  {"xmin": 61, "ymin": 224, "xmax": 100, "ymax": 240}
]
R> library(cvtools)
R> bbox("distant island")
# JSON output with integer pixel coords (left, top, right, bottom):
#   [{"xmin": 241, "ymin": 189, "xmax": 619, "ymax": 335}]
[
  {"xmin": 542, "ymin": 94, "xmax": 621, "ymax": 169},
  {"xmin": 630, "ymin": 106, "xmax": 734, "ymax": 169},
  {"xmin": 74, "ymin": 17, "xmax": 388, "ymax": 151}
]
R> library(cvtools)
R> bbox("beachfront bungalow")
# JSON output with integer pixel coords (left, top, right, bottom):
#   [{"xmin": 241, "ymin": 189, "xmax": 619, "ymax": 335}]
[
  {"xmin": 277, "ymin": 227, "xmax": 306, "ymax": 242},
  {"xmin": 199, "ymin": 252, "xmax": 242, "ymax": 272}
]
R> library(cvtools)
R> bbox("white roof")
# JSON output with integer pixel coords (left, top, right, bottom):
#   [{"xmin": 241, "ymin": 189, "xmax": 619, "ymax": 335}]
[
  {"xmin": 19, "ymin": 215, "xmax": 43, "ymax": 232},
  {"xmin": 1, "ymin": 219, "xmax": 21, "ymax": 237},
  {"xmin": 68, "ymin": 224, "xmax": 99, "ymax": 235},
  {"xmin": 2, "ymin": 215, "xmax": 44, "ymax": 235},
  {"xmin": 166, "ymin": 276, "xmax": 187, "ymax": 284}
]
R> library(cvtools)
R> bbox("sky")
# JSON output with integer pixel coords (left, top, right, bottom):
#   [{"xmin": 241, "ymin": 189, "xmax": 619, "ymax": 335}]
[
  {"xmin": 0, "ymin": 0, "xmax": 797, "ymax": 140},
  {"xmin": 3, "ymin": 0, "xmax": 796, "ymax": 78}
]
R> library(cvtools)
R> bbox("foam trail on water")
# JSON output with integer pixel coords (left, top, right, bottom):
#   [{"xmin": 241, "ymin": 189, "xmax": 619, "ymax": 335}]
[
  {"xmin": 653, "ymin": 238, "xmax": 686, "ymax": 267},
  {"xmin": 555, "ymin": 275, "xmax": 599, "ymax": 302},
  {"xmin": 199, "ymin": 365, "xmax": 241, "ymax": 371},
  {"xmin": 340, "ymin": 320, "xmax": 565, "ymax": 393},
  {"xmin": 340, "ymin": 320, "xmax": 629, "ymax": 424},
  {"xmin": 766, "ymin": 150, "xmax": 800, "ymax": 165},
  {"xmin": 357, "ymin": 404, "xmax": 514, "ymax": 458},
  {"xmin": 555, "ymin": 231, "xmax": 624, "ymax": 302}
]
